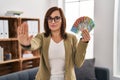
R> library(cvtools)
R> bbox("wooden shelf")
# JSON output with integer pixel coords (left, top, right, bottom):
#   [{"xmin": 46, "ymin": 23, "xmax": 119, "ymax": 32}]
[
  {"xmin": 22, "ymin": 57, "xmax": 40, "ymax": 70},
  {"xmin": 21, "ymin": 56, "xmax": 40, "ymax": 61},
  {"xmin": 0, "ymin": 16, "xmax": 19, "ymax": 19},
  {"xmin": 0, "ymin": 16, "xmax": 40, "ymax": 76},
  {"xmin": 0, "ymin": 38, "xmax": 18, "ymax": 41},
  {"xmin": 0, "ymin": 61, "xmax": 21, "ymax": 75},
  {"xmin": 0, "ymin": 59, "xmax": 20, "ymax": 64}
]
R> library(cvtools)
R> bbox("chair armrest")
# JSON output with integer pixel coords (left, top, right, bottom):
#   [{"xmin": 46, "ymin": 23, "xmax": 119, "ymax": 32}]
[{"xmin": 95, "ymin": 67, "xmax": 109, "ymax": 80}]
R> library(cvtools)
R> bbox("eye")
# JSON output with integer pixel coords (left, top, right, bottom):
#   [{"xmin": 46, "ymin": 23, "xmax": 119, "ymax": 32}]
[
  {"xmin": 47, "ymin": 17, "xmax": 53, "ymax": 20},
  {"xmin": 54, "ymin": 16, "xmax": 61, "ymax": 20}
]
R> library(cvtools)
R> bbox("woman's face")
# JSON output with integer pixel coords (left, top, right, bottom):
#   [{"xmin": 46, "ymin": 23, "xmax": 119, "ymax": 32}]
[{"xmin": 48, "ymin": 10, "xmax": 62, "ymax": 32}]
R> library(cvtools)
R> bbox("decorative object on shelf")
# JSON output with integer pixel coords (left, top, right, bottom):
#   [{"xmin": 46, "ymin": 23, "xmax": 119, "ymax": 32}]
[
  {"xmin": 23, "ymin": 50, "xmax": 33, "ymax": 58},
  {"xmin": 4, "ymin": 53, "xmax": 12, "ymax": 60},
  {"xmin": 71, "ymin": 16, "xmax": 95, "ymax": 37},
  {"xmin": 5, "ymin": 11, "xmax": 23, "ymax": 17}
]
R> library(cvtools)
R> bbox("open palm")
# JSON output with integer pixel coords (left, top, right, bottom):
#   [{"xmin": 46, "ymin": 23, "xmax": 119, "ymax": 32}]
[{"xmin": 17, "ymin": 22, "xmax": 33, "ymax": 46}]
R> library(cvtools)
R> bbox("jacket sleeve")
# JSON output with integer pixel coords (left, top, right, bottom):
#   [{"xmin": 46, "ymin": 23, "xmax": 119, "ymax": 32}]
[{"xmin": 72, "ymin": 36, "xmax": 88, "ymax": 68}]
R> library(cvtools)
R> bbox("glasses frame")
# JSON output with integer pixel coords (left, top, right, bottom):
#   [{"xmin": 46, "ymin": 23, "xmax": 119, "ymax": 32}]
[{"xmin": 47, "ymin": 16, "xmax": 62, "ymax": 23}]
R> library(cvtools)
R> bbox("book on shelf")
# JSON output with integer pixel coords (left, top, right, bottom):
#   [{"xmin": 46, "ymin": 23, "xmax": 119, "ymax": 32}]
[
  {"xmin": 0, "ymin": 20, "xmax": 4, "ymax": 38},
  {"xmin": 0, "ymin": 46, "xmax": 4, "ymax": 62},
  {"xmin": 27, "ymin": 20, "xmax": 38, "ymax": 37},
  {"xmin": 0, "ymin": 20, "xmax": 9, "ymax": 39},
  {"xmin": 3, "ymin": 20, "xmax": 9, "ymax": 38}
]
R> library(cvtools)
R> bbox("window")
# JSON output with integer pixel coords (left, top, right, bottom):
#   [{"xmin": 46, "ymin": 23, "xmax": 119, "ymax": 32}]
[
  {"xmin": 64, "ymin": 0, "xmax": 94, "ymax": 58},
  {"xmin": 114, "ymin": 0, "xmax": 120, "ymax": 78}
]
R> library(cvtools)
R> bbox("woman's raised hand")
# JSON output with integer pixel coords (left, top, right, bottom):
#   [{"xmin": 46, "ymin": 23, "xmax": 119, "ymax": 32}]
[{"xmin": 17, "ymin": 22, "xmax": 33, "ymax": 46}]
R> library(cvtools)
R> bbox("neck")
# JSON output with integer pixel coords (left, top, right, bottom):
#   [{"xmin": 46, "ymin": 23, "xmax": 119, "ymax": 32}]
[
  {"xmin": 51, "ymin": 30, "xmax": 61, "ymax": 37},
  {"xmin": 51, "ymin": 31, "xmax": 62, "ymax": 43}
]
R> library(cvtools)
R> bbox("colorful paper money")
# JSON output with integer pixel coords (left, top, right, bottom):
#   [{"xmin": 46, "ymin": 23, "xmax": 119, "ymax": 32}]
[{"xmin": 71, "ymin": 16, "xmax": 95, "ymax": 34}]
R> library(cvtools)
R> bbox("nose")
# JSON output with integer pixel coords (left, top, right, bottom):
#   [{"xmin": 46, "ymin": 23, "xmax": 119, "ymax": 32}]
[{"xmin": 51, "ymin": 19, "xmax": 55, "ymax": 23}]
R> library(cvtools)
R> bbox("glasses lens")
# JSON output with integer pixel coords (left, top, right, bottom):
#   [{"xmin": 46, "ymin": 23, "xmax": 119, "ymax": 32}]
[
  {"xmin": 47, "ymin": 17, "xmax": 53, "ymax": 23},
  {"xmin": 54, "ymin": 16, "xmax": 61, "ymax": 22}
]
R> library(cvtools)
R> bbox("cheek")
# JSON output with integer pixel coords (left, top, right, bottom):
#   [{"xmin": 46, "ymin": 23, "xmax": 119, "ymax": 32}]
[
  {"xmin": 58, "ymin": 21, "xmax": 62, "ymax": 27},
  {"xmin": 58, "ymin": 23, "xmax": 62, "ymax": 28}
]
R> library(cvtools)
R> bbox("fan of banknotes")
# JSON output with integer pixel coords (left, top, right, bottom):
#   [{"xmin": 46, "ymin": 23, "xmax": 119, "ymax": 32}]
[{"xmin": 71, "ymin": 16, "xmax": 95, "ymax": 34}]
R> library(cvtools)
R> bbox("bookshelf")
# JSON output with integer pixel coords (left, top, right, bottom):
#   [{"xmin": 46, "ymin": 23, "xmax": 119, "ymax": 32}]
[{"xmin": 0, "ymin": 16, "xmax": 40, "ymax": 76}]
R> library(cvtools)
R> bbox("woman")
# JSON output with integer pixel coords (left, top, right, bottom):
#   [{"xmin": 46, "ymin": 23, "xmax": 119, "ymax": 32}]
[{"xmin": 17, "ymin": 6, "xmax": 90, "ymax": 80}]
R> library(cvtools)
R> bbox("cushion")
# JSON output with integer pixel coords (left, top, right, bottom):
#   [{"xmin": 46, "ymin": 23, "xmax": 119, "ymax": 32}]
[
  {"xmin": 18, "ymin": 71, "xmax": 29, "ymax": 80},
  {"xmin": 75, "ymin": 58, "xmax": 96, "ymax": 80},
  {"xmin": 28, "ymin": 67, "xmax": 38, "ymax": 80},
  {"xmin": 5, "ymin": 73, "xmax": 19, "ymax": 80}
]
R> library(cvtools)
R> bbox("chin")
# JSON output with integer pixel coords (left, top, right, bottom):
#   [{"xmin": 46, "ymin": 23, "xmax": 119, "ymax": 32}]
[
  {"xmin": 50, "ymin": 27, "xmax": 58, "ymax": 31},
  {"xmin": 51, "ymin": 29, "xmax": 60, "ymax": 32}
]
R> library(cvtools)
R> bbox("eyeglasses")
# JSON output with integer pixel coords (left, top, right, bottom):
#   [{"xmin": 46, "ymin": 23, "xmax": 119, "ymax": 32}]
[{"xmin": 47, "ymin": 16, "xmax": 61, "ymax": 23}]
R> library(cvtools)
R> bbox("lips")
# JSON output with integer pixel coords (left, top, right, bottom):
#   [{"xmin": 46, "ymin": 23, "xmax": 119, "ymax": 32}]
[{"xmin": 50, "ymin": 25, "xmax": 56, "ymax": 27}]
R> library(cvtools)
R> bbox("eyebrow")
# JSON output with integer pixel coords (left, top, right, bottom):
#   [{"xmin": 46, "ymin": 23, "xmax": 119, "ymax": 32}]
[{"xmin": 49, "ymin": 16, "xmax": 61, "ymax": 18}]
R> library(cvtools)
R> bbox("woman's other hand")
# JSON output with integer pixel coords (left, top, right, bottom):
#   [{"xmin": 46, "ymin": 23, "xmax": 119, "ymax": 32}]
[
  {"xmin": 17, "ymin": 22, "xmax": 33, "ymax": 46},
  {"xmin": 81, "ymin": 29, "xmax": 90, "ymax": 43}
]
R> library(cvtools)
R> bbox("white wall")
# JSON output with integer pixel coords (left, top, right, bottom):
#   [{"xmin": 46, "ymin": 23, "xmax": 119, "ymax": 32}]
[
  {"xmin": 94, "ymin": 0, "xmax": 120, "ymax": 80},
  {"xmin": 0, "ymin": 0, "xmax": 50, "ymax": 32}
]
